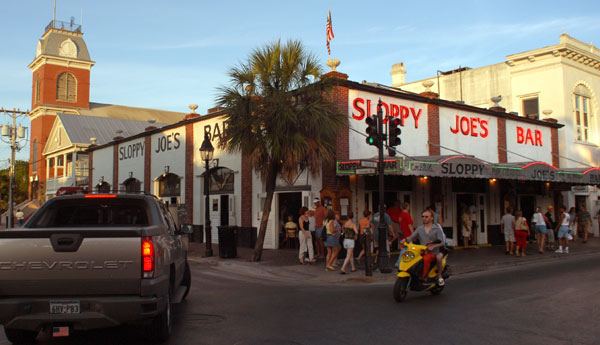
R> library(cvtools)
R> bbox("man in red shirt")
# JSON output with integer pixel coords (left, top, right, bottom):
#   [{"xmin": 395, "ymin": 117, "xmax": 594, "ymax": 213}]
[
  {"xmin": 387, "ymin": 200, "xmax": 403, "ymax": 240},
  {"xmin": 398, "ymin": 202, "xmax": 414, "ymax": 239}
]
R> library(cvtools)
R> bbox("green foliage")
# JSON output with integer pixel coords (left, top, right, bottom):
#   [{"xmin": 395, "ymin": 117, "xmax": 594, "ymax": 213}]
[
  {"xmin": 217, "ymin": 39, "xmax": 347, "ymax": 184},
  {"xmin": 0, "ymin": 160, "xmax": 29, "ymax": 213}
]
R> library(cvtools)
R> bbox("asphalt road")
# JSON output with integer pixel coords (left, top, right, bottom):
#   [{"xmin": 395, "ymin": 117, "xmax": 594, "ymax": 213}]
[{"xmin": 2, "ymin": 253, "xmax": 600, "ymax": 345}]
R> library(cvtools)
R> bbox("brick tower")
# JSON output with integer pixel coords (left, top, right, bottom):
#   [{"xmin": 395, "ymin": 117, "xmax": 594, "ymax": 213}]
[{"xmin": 27, "ymin": 19, "xmax": 95, "ymax": 199}]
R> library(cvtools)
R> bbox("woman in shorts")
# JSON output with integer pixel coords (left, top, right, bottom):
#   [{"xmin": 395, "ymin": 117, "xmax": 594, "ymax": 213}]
[
  {"xmin": 340, "ymin": 211, "xmax": 358, "ymax": 274},
  {"xmin": 532, "ymin": 207, "xmax": 548, "ymax": 253}
]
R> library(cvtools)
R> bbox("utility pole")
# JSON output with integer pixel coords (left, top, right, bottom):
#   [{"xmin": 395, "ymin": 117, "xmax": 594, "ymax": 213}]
[{"xmin": 1, "ymin": 108, "xmax": 29, "ymax": 228}]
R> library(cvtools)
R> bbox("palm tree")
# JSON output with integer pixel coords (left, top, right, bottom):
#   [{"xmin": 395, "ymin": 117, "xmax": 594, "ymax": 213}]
[{"xmin": 216, "ymin": 39, "xmax": 347, "ymax": 261}]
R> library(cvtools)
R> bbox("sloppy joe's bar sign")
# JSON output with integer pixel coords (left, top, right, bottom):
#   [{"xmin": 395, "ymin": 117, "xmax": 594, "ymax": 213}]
[{"xmin": 407, "ymin": 156, "xmax": 492, "ymax": 178}]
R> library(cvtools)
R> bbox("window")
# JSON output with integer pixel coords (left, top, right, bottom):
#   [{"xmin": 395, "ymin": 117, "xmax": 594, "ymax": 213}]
[
  {"xmin": 35, "ymin": 77, "xmax": 40, "ymax": 104},
  {"xmin": 574, "ymin": 85, "xmax": 592, "ymax": 142},
  {"xmin": 158, "ymin": 173, "xmax": 181, "ymax": 197},
  {"xmin": 66, "ymin": 153, "xmax": 73, "ymax": 176},
  {"xmin": 522, "ymin": 98, "xmax": 539, "ymax": 119},
  {"xmin": 56, "ymin": 72, "xmax": 77, "ymax": 102},
  {"xmin": 32, "ymin": 139, "xmax": 38, "ymax": 172}
]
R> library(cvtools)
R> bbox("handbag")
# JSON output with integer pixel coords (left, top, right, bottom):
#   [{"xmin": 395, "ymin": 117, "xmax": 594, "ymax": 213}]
[{"xmin": 320, "ymin": 220, "xmax": 329, "ymax": 241}]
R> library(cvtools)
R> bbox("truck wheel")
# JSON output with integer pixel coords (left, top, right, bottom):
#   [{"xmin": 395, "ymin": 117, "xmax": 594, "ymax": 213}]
[
  {"xmin": 393, "ymin": 277, "xmax": 409, "ymax": 303},
  {"xmin": 148, "ymin": 287, "xmax": 172, "ymax": 343},
  {"xmin": 4, "ymin": 328, "xmax": 38, "ymax": 344},
  {"xmin": 181, "ymin": 261, "xmax": 191, "ymax": 301}
]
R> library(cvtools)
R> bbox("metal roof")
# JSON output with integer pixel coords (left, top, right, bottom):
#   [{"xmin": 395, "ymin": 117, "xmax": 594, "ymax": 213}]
[
  {"xmin": 59, "ymin": 114, "xmax": 166, "ymax": 146},
  {"xmin": 78, "ymin": 102, "xmax": 186, "ymax": 124}
]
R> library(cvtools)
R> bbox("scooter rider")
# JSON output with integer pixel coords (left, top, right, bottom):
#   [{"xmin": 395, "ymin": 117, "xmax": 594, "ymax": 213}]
[{"xmin": 400, "ymin": 209, "xmax": 446, "ymax": 286}]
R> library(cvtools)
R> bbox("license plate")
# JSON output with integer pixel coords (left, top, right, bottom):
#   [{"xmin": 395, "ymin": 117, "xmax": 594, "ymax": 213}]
[{"xmin": 50, "ymin": 301, "xmax": 80, "ymax": 314}]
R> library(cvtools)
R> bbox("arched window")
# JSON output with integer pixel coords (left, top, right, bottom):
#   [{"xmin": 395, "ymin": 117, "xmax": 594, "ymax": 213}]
[
  {"xmin": 56, "ymin": 72, "xmax": 77, "ymax": 102},
  {"xmin": 32, "ymin": 139, "xmax": 38, "ymax": 172},
  {"xmin": 123, "ymin": 177, "xmax": 142, "ymax": 193},
  {"xmin": 158, "ymin": 173, "xmax": 181, "ymax": 197},
  {"xmin": 96, "ymin": 181, "xmax": 111, "ymax": 193},
  {"xmin": 574, "ymin": 84, "xmax": 593, "ymax": 142},
  {"xmin": 207, "ymin": 167, "xmax": 235, "ymax": 193}
]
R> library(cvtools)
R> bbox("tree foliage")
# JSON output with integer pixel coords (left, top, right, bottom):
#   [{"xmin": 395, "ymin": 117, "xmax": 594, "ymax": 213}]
[
  {"xmin": 0, "ymin": 160, "xmax": 29, "ymax": 213},
  {"xmin": 216, "ymin": 39, "xmax": 347, "ymax": 261}
]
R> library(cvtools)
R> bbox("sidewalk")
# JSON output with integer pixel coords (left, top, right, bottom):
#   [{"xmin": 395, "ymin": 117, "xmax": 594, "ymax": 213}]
[{"xmin": 187, "ymin": 237, "xmax": 600, "ymax": 284}]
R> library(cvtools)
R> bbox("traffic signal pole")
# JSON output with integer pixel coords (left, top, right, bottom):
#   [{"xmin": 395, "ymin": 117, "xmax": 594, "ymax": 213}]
[{"xmin": 375, "ymin": 100, "xmax": 392, "ymax": 273}]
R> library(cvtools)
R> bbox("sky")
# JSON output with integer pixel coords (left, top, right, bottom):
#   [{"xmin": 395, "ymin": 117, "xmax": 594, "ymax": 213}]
[{"xmin": 1, "ymin": 0, "xmax": 600, "ymax": 168}]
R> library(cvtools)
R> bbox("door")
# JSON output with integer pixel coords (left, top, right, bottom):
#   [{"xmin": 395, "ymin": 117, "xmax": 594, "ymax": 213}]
[
  {"xmin": 476, "ymin": 194, "xmax": 487, "ymax": 245},
  {"xmin": 209, "ymin": 195, "xmax": 220, "ymax": 243}
]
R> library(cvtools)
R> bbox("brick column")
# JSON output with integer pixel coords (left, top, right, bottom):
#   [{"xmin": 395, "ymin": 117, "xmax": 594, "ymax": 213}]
[
  {"xmin": 497, "ymin": 117, "xmax": 507, "ymax": 163},
  {"xmin": 241, "ymin": 154, "xmax": 252, "ymax": 227},
  {"xmin": 88, "ymin": 151, "xmax": 93, "ymax": 192},
  {"xmin": 113, "ymin": 144, "xmax": 119, "ymax": 190},
  {"xmin": 185, "ymin": 123, "xmax": 194, "ymax": 223},
  {"xmin": 321, "ymin": 71, "xmax": 350, "ymax": 191},
  {"xmin": 144, "ymin": 135, "xmax": 152, "ymax": 193},
  {"xmin": 427, "ymin": 103, "xmax": 440, "ymax": 155},
  {"xmin": 551, "ymin": 127, "xmax": 559, "ymax": 168}
]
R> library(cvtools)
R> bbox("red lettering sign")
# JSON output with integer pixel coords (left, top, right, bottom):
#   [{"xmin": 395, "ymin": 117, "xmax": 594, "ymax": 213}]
[
  {"xmin": 450, "ymin": 115, "xmax": 489, "ymax": 138},
  {"xmin": 351, "ymin": 98, "xmax": 422, "ymax": 128},
  {"xmin": 516, "ymin": 127, "xmax": 543, "ymax": 146}
]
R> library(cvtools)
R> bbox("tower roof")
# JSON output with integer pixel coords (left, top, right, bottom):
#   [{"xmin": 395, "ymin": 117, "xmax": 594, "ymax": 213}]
[{"xmin": 33, "ymin": 20, "xmax": 92, "ymax": 63}]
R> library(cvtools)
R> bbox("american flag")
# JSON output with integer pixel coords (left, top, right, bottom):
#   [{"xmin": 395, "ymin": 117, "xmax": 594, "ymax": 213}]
[
  {"xmin": 53, "ymin": 326, "xmax": 69, "ymax": 337},
  {"xmin": 326, "ymin": 10, "xmax": 334, "ymax": 55}
]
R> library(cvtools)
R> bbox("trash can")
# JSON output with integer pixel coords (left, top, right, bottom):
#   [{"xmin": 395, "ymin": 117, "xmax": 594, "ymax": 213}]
[
  {"xmin": 192, "ymin": 225, "xmax": 204, "ymax": 243},
  {"xmin": 237, "ymin": 227, "xmax": 257, "ymax": 248},
  {"xmin": 218, "ymin": 226, "xmax": 238, "ymax": 258}
]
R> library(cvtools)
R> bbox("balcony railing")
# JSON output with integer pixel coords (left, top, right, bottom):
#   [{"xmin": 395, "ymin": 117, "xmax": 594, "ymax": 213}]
[{"xmin": 45, "ymin": 20, "xmax": 82, "ymax": 33}]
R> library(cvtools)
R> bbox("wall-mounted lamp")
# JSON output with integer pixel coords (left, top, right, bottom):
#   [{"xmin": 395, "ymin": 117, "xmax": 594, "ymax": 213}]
[
  {"xmin": 421, "ymin": 176, "xmax": 428, "ymax": 181},
  {"xmin": 98, "ymin": 176, "xmax": 104, "ymax": 186},
  {"xmin": 163, "ymin": 166, "xmax": 169, "ymax": 177},
  {"xmin": 490, "ymin": 178, "xmax": 497, "ymax": 182},
  {"xmin": 129, "ymin": 171, "xmax": 133, "ymax": 178}
]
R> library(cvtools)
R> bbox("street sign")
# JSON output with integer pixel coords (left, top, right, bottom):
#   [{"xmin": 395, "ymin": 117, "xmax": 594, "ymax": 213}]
[
  {"xmin": 360, "ymin": 160, "xmax": 377, "ymax": 168},
  {"xmin": 356, "ymin": 168, "xmax": 376, "ymax": 175}
]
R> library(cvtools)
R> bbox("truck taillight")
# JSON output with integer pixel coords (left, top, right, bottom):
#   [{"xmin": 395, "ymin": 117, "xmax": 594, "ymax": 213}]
[{"xmin": 142, "ymin": 237, "xmax": 154, "ymax": 278}]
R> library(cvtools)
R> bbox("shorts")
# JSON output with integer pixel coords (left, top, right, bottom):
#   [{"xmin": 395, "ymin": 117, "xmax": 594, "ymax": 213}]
[
  {"xmin": 557, "ymin": 225, "xmax": 570, "ymax": 239},
  {"xmin": 343, "ymin": 239, "xmax": 355, "ymax": 249},
  {"xmin": 578, "ymin": 221, "xmax": 590, "ymax": 233},
  {"xmin": 534, "ymin": 225, "xmax": 547, "ymax": 235},
  {"xmin": 316, "ymin": 227, "xmax": 323, "ymax": 240},
  {"xmin": 504, "ymin": 231, "xmax": 515, "ymax": 242},
  {"xmin": 462, "ymin": 228, "xmax": 471, "ymax": 238},
  {"xmin": 324, "ymin": 234, "xmax": 339, "ymax": 248}
]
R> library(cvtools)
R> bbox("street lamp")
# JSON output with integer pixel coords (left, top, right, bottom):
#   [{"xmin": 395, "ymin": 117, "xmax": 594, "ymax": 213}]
[{"xmin": 200, "ymin": 132, "xmax": 215, "ymax": 257}]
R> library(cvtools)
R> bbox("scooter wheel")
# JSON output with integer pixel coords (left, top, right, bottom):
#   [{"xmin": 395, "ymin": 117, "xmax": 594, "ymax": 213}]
[
  {"xmin": 430, "ymin": 285, "xmax": 444, "ymax": 295},
  {"xmin": 393, "ymin": 277, "xmax": 409, "ymax": 303}
]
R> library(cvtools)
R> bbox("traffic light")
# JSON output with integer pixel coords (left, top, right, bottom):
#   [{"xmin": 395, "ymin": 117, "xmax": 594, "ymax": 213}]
[
  {"xmin": 365, "ymin": 115, "xmax": 379, "ymax": 146},
  {"xmin": 388, "ymin": 117, "xmax": 401, "ymax": 156}
]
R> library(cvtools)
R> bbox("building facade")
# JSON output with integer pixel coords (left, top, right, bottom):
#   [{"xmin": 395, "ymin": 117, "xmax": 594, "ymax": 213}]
[{"xmin": 395, "ymin": 33, "xmax": 600, "ymax": 233}]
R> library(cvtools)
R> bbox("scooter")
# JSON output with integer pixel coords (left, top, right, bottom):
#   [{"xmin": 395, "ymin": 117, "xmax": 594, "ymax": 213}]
[{"xmin": 393, "ymin": 242, "xmax": 450, "ymax": 302}]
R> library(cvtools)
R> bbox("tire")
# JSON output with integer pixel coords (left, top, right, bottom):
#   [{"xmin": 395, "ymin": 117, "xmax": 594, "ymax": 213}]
[
  {"xmin": 393, "ymin": 277, "xmax": 409, "ymax": 303},
  {"xmin": 181, "ymin": 261, "xmax": 191, "ymax": 301},
  {"xmin": 430, "ymin": 285, "xmax": 445, "ymax": 295},
  {"xmin": 147, "ymin": 287, "xmax": 172, "ymax": 343},
  {"xmin": 4, "ymin": 328, "xmax": 38, "ymax": 344}
]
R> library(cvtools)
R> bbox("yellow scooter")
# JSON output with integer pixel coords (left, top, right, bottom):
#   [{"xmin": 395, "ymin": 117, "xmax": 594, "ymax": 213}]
[{"xmin": 393, "ymin": 242, "xmax": 450, "ymax": 302}]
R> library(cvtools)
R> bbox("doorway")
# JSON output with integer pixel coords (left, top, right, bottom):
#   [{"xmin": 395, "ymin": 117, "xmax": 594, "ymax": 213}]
[
  {"xmin": 277, "ymin": 192, "xmax": 302, "ymax": 247},
  {"xmin": 519, "ymin": 195, "xmax": 535, "ymax": 230},
  {"xmin": 456, "ymin": 193, "xmax": 487, "ymax": 245}
]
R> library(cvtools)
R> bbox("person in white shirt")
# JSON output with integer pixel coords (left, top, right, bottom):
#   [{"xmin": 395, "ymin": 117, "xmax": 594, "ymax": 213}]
[
  {"xmin": 555, "ymin": 205, "xmax": 571, "ymax": 254},
  {"xmin": 500, "ymin": 207, "xmax": 516, "ymax": 255},
  {"xmin": 531, "ymin": 207, "xmax": 550, "ymax": 254}
]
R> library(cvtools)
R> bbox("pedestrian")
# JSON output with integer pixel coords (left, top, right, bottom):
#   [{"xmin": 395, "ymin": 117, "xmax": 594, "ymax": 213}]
[
  {"xmin": 555, "ymin": 205, "xmax": 571, "ymax": 253},
  {"xmin": 356, "ymin": 210, "xmax": 373, "ymax": 264},
  {"xmin": 568, "ymin": 207, "xmax": 577, "ymax": 240},
  {"xmin": 15, "ymin": 209, "xmax": 25, "ymax": 227},
  {"xmin": 428, "ymin": 205, "xmax": 444, "ymax": 226},
  {"xmin": 386, "ymin": 200, "xmax": 403, "ymax": 243},
  {"xmin": 340, "ymin": 211, "xmax": 358, "ymax": 274},
  {"xmin": 284, "ymin": 215, "xmax": 298, "ymax": 248},
  {"xmin": 545, "ymin": 205, "xmax": 556, "ymax": 250},
  {"xmin": 307, "ymin": 207, "xmax": 317, "ymax": 253},
  {"xmin": 576, "ymin": 204, "xmax": 592, "ymax": 243},
  {"xmin": 297, "ymin": 207, "xmax": 315, "ymax": 265},
  {"xmin": 324, "ymin": 210, "xmax": 341, "ymax": 271},
  {"xmin": 531, "ymin": 207, "xmax": 549, "ymax": 254},
  {"xmin": 461, "ymin": 207, "xmax": 472, "ymax": 249},
  {"xmin": 331, "ymin": 212, "xmax": 343, "ymax": 266},
  {"xmin": 500, "ymin": 207, "xmax": 516, "ymax": 255},
  {"xmin": 372, "ymin": 206, "xmax": 397, "ymax": 268},
  {"xmin": 514, "ymin": 210, "xmax": 530, "ymax": 257},
  {"xmin": 398, "ymin": 202, "xmax": 414, "ymax": 239},
  {"xmin": 313, "ymin": 198, "xmax": 327, "ymax": 259}
]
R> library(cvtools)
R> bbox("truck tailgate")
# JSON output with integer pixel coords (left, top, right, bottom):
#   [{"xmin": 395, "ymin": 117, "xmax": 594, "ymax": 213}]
[{"xmin": 0, "ymin": 230, "xmax": 142, "ymax": 296}]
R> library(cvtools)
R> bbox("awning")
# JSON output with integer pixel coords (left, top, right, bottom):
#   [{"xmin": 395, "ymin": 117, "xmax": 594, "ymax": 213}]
[{"xmin": 338, "ymin": 154, "xmax": 600, "ymax": 185}]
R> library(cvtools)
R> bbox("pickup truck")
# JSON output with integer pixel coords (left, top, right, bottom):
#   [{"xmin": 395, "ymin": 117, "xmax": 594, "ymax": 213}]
[{"xmin": 0, "ymin": 193, "xmax": 192, "ymax": 344}]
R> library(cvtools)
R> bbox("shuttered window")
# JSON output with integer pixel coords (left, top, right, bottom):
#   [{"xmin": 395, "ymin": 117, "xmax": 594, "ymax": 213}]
[
  {"xmin": 574, "ymin": 85, "xmax": 592, "ymax": 142},
  {"xmin": 56, "ymin": 72, "xmax": 77, "ymax": 102}
]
